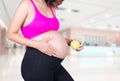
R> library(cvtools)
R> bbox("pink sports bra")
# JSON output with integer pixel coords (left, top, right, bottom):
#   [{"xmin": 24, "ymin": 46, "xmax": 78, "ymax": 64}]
[{"xmin": 21, "ymin": 0, "xmax": 60, "ymax": 39}]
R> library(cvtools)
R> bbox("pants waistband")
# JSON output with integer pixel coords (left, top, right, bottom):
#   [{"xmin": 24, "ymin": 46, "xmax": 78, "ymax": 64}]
[{"xmin": 26, "ymin": 46, "xmax": 64, "ymax": 66}]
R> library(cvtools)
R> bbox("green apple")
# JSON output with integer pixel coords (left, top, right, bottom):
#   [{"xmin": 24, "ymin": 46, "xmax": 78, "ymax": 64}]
[{"xmin": 70, "ymin": 40, "xmax": 81, "ymax": 50}]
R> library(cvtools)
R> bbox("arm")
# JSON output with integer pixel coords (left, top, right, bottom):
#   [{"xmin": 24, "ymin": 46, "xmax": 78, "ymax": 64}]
[
  {"xmin": 65, "ymin": 38, "xmax": 73, "ymax": 46},
  {"xmin": 7, "ymin": 0, "xmax": 37, "ymax": 48},
  {"xmin": 7, "ymin": 0, "xmax": 57, "ymax": 56},
  {"xmin": 65, "ymin": 38, "xmax": 84, "ymax": 51}
]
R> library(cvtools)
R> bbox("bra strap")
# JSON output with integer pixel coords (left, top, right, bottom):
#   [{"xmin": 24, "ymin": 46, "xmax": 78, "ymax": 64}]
[
  {"xmin": 50, "ymin": 7, "xmax": 55, "ymax": 17},
  {"xmin": 30, "ymin": 0, "xmax": 39, "ymax": 12}
]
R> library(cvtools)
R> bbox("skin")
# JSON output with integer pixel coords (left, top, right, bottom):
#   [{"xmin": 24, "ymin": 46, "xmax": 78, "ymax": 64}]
[{"xmin": 7, "ymin": 0, "xmax": 83, "ymax": 57}]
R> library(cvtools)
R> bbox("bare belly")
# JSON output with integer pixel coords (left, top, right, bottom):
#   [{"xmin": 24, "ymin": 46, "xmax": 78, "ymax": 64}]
[{"xmin": 31, "ymin": 30, "xmax": 68, "ymax": 59}]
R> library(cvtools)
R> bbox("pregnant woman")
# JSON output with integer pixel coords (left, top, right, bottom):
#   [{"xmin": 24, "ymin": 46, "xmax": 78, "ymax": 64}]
[{"xmin": 7, "ymin": 0, "xmax": 83, "ymax": 81}]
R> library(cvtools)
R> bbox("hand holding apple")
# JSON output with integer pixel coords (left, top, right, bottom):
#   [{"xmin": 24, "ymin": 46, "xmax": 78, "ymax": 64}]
[{"xmin": 70, "ymin": 40, "xmax": 84, "ymax": 51}]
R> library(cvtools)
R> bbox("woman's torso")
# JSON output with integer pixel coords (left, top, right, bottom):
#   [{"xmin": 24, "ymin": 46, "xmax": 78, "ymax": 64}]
[
  {"xmin": 21, "ymin": 0, "xmax": 68, "ymax": 59},
  {"xmin": 31, "ymin": 31, "xmax": 69, "ymax": 58}
]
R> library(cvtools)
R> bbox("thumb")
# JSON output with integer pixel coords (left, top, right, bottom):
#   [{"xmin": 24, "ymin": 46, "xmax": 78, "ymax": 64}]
[{"xmin": 43, "ymin": 37, "xmax": 53, "ymax": 42}]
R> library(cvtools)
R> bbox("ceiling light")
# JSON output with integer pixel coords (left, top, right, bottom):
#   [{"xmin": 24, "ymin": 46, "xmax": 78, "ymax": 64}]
[
  {"xmin": 58, "ymin": 7, "xmax": 79, "ymax": 13},
  {"xmin": 58, "ymin": 7, "xmax": 65, "ymax": 11},
  {"xmin": 59, "ymin": 18, "xmax": 64, "ymax": 21},
  {"xmin": 71, "ymin": 9, "xmax": 79, "ymax": 13},
  {"xmin": 66, "ymin": 9, "xmax": 71, "ymax": 12}
]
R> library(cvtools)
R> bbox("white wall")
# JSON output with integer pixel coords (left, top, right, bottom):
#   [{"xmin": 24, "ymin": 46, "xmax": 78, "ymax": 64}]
[
  {"xmin": 0, "ymin": 0, "xmax": 20, "ymax": 26},
  {"xmin": 3, "ymin": 0, "xmax": 20, "ymax": 20}
]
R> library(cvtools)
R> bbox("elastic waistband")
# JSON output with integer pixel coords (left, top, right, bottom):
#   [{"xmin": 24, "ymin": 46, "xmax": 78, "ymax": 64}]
[{"xmin": 26, "ymin": 46, "xmax": 64, "ymax": 64}]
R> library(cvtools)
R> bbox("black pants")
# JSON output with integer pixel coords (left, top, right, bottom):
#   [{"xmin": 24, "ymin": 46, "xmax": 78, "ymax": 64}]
[{"xmin": 21, "ymin": 47, "xmax": 74, "ymax": 81}]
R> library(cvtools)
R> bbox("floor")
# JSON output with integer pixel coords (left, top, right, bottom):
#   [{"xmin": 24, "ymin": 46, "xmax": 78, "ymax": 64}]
[{"xmin": 0, "ymin": 47, "xmax": 120, "ymax": 81}]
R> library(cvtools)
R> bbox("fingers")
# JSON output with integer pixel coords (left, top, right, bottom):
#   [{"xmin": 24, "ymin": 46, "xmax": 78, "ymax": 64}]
[
  {"xmin": 76, "ymin": 43, "xmax": 84, "ymax": 51},
  {"xmin": 44, "ymin": 46, "xmax": 57, "ymax": 56},
  {"xmin": 43, "ymin": 37, "xmax": 53, "ymax": 42},
  {"xmin": 48, "ymin": 48, "xmax": 57, "ymax": 56},
  {"xmin": 37, "ymin": 37, "xmax": 57, "ymax": 56},
  {"xmin": 76, "ymin": 46, "xmax": 84, "ymax": 51}
]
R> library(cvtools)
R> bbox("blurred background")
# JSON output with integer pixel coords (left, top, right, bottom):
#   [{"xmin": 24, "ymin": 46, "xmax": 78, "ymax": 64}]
[{"xmin": 0, "ymin": 0, "xmax": 120, "ymax": 81}]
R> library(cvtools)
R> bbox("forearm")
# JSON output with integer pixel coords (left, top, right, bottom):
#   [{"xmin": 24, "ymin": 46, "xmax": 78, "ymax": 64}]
[
  {"xmin": 65, "ymin": 38, "xmax": 73, "ymax": 46},
  {"xmin": 7, "ymin": 33, "xmax": 37, "ymax": 48}
]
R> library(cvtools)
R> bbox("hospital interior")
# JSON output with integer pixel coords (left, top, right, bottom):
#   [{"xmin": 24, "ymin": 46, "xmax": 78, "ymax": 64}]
[{"xmin": 0, "ymin": 0, "xmax": 120, "ymax": 81}]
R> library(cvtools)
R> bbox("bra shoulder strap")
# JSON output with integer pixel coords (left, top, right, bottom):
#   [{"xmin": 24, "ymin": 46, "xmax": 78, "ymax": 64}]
[
  {"xmin": 50, "ymin": 7, "xmax": 55, "ymax": 17},
  {"xmin": 30, "ymin": 0, "xmax": 38, "ymax": 12}
]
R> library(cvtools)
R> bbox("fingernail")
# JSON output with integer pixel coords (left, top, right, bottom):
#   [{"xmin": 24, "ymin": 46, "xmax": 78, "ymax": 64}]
[{"xmin": 53, "ymin": 54, "xmax": 57, "ymax": 56}]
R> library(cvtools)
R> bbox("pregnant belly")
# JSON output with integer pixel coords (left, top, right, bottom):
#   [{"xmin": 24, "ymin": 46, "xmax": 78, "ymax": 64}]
[{"xmin": 31, "ymin": 30, "xmax": 69, "ymax": 58}]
